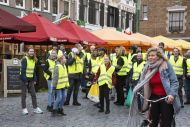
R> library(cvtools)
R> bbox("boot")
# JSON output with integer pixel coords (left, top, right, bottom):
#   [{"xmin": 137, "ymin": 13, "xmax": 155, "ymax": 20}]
[
  {"xmin": 46, "ymin": 105, "xmax": 53, "ymax": 112},
  {"xmin": 58, "ymin": 108, "xmax": 67, "ymax": 116},
  {"xmin": 51, "ymin": 109, "xmax": 58, "ymax": 116}
]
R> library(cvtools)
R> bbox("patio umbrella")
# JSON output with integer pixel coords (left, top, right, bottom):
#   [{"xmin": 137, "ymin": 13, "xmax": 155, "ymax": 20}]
[
  {"xmin": 175, "ymin": 40, "xmax": 190, "ymax": 50},
  {"xmin": 14, "ymin": 13, "xmax": 79, "ymax": 43},
  {"xmin": 92, "ymin": 28, "xmax": 141, "ymax": 46},
  {"xmin": 0, "ymin": 8, "xmax": 36, "ymax": 33},
  {"xmin": 58, "ymin": 20, "xmax": 106, "ymax": 45}
]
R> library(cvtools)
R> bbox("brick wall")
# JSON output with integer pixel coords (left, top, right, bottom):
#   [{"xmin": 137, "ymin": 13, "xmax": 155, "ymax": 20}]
[{"xmin": 139, "ymin": 0, "xmax": 190, "ymax": 39}]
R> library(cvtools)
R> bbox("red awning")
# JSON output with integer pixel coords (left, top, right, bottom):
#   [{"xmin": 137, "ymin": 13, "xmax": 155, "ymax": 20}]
[
  {"xmin": 0, "ymin": 8, "xmax": 36, "ymax": 33},
  {"xmin": 0, "ymin": 34, "xmax": 13, "ymax": 40},
  {"xmin": 58, "ymin": 20, "xmax": 106, "ymax": 45},
  {"xmin": 14, "ymin": 13, "xmax": 79, "ymax": 43}
]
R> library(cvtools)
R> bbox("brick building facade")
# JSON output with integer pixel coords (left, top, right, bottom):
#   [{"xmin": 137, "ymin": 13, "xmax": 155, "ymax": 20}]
[{"xmin": 139, "ymin": 0, "xmax": 190, "ymax": 40}]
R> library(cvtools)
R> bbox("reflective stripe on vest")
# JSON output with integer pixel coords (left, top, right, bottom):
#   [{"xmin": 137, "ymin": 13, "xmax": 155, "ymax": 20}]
[
  {"xmin": 187, "ymin": 59, "xmax": 190, "ymax": 76},
  {"xmin": 44, "ymin": 59, "xmax": 56, "ymax": 80},
  {"xmin": 56, "ymin": 64, "xmax": 70, "ymax": 89},
  {"xmin": 132, "ymin": 61, "xmax": 145, "ymax": 80},
  {"xmin": 49, "ymin": 50, "xmax": 63, "ymax": 58},
  {"xmin": 98, "ymin": 65, "xmax": 115, "ymax": 89},
  {"xmin": 68, "ymin": 52, "xmax": 84, "ymax": 74},
  {"xmin": 25, "ymin": 56, "xmax": 35, "ymax": 78},
  {"xmin": 169, "ymin": 55, "xmax": 183, "ymax": 75},
  {"xmin": 117, "ymin": 56, "xmax": 128, "ymax": 76}
]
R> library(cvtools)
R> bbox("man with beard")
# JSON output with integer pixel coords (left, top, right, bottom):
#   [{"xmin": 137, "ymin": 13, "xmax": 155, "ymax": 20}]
[{"xmin": 20, "ymin": 47, "xmax": 43, "ymax": 115}]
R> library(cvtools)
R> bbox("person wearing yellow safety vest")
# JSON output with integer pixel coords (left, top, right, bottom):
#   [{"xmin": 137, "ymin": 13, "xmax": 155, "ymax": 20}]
[
  {"xmin": 183, "ymin": 49, "xmax": 190, "ymax": 105},
  {"xmin": 84, "ymin": 48, "xmax": 98, "ymax": 98},
  {"xmin": 43, "ymin": 50, "xmax": 57, "ymax": 112},
  {"xmin": 110, "ymin": 46, "xmax": 120, "ymax": 67},
  {"xmin": 114, "ymin": 46, "xmax": 128, "ymax": 106},
  {"xmin": 169, "ymin": 48, "xmax": 186, "ymax": 108},
  {"xmin": 46, "ymin": 42, "xmax": 63, "ymax": 59},
  {"xmin": 52, "ymin": 55, "xmax": 69, "ymax": 116},
  {"xmin": 20, "ymin": 47, "xmax": 43, "ymax": 115},
  {"xmin": 97, "ymin": 48, "xmax": 107, "ymax": 65},
  {"xmin": 158, "ymin": 42, "xmax": 170, "ymax": 59},
  {"xmin": 93, "ymin": 56, "xmax": 115, "ymax": 114},
  {"xmin": 64, "ymin": 44, "xmax": 84, "ymax": 106},
  {"xmin": 129, "ymin": 52, "xmax": 145, "ymax": 111}
]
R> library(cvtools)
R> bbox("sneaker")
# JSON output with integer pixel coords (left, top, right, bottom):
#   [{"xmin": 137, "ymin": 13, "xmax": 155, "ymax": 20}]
[
  {"xmin": 34, "ymin": 107, "xmax": 43, "ymax": 114},
  {"xmin": 22, "ymin": 108, "xmax": 28, "ymax": 115}
]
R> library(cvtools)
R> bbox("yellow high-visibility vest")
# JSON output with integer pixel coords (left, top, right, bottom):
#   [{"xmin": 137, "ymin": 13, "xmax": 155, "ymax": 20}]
[
  {"xmin": 110, "ymin": 53, "xmax": 117, "ymax": 67},
  {"xmin": 142, "ymin": 53, "xmax": 147, "ymax": 61},
  {"xmin": 49, "ymin": 50, "xmax": 63, "ymax": 58},
  {"xmin": 127, "ymin": 53, "xmax": 137, "ymax": 72},
  {"xmin": 56, "ymin": 64, "xmax": 70, "ymax": 89},
  {"xmin": 117, "ymin": 56, "xmax": 128, "ymax": 76},
  {"xmin": 169, "ymin": 55, "xmax": 183, "ymax": 76},
  {"xmin": 187, "ymin": 59, "xmax": 190, "ymax": 76},
  {"xmin": 132, "ymin": 61, "xmax": 145, "ymax": 80},
  {"xmin": 91, "ymin": 58, "xmax": 99, "ymax": 74},
  {"xmin": 25, "ymin": 56, "xmax": 35, "ymax": 78},
  {"xmin": 98, "ymin": 64, "xmax": 115, "ymax": 89},
  {"xmin": 44, "ymin": 59, "xmax": 56, "ymax": 80},
  {"xmin": 68, "ymin": 52, "xmax": 83, "ymax": 74}
]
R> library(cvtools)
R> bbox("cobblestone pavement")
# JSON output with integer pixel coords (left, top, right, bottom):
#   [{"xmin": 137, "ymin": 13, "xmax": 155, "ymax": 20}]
[{"xmin": 0, "ymin": 92, "xmax": 190, "ymax": 127}]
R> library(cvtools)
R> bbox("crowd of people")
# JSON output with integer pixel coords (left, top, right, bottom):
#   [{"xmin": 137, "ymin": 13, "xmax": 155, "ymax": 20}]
[{"xmin": 19, "ymin": 42, "xmax": 190, "ymax": 127}]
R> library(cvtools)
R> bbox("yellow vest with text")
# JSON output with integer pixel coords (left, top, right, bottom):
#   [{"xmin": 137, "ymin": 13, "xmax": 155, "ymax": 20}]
[
  {"xmin": 56, "ymin": 64, "xmax": 70, "ymax": 89},
  {"xmin": 25, "ymin": 56, "xmax": 35, "ymax": 78},
  {"xmin": 68, "ymin": 52, "xmax": 84, "ymax": 74},
  {"xmin": 132, "ymin": 61, "xmax": 145, "ymax": 80},
  {"xmin": 117, "ymin": 56, "xmax": 128, "ymax": 76},
  {"xmin": 91, "ymin": 58, "xmax": 99, "ymax": 74},
  {"xmin": 98, "ymin": 64, "xmax": 115, "ymax": 89},
  {"xmin": 49, "ymin": 50, "xmax": 63, "ymax": 58},
  {"xmin": 187, "ymin": 59, "xmax": 190, "ymax": 76},
  {"xmin": 44, "ymin": 59, "xmax": 56, "ymax": 80},
  {"xmin": 169, "ymin": 55, "xmax": 183, "ymax": 76}
]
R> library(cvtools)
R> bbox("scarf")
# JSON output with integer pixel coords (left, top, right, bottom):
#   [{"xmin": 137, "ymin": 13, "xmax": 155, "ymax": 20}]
[{"xmin": 126, "ymin": 59, "xmax": 164, "ymax": 127}]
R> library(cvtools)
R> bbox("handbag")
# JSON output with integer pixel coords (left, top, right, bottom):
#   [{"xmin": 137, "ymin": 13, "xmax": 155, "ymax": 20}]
[{"xmin": 87, "ymin": 83, "xmax": 100, "ymax": 103}]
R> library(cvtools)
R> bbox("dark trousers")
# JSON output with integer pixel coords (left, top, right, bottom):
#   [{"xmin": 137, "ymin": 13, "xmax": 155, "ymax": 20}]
[
  {"xmin": 65, "ymin": 78, "xmax": 81, "ymax": 103},
  {"xmin": 115, "ymin": 75, "xmax": 126, "ymax": 104},
  {"xmin": 184, "ymin": 77, "xmax": 190, "ymax": 102},
  {"xmin": 149, "ymin": 95, "xmax": 174, "ymax": 127},
  {"xmin": 177, "ymin": 77, "xmax": 184, "ymax": 105},
  {"xmin": 99, "ymin": 84, "xmax": 110, "ymax": 111},
  {"xmin": 21, "ymin": 81, "xmax": 37, "ymax": 109}
]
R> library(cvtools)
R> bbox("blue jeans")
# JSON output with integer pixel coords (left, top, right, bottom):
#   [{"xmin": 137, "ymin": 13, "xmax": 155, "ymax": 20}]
[
  {"xmin": 53, "ymin": 89, "xmax": 66, "ymax": 110},
  {"xmin": 47, "ymin": 80, "xmax": 52, "ymax": 106},
  {"xmin": 184, "ymin": 78, "xmax": 190, "ymax": 102}
]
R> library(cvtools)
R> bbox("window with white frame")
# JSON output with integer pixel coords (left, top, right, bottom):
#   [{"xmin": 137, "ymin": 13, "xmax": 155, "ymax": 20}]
[
  {"xmin": 53, "ymin": 0, "xmax": 58, "ymax": 14},
  {"xmin": 63, "ymin": 1, "xmax": 69, "ymax": 15},
  {"xmin": 169, "ymin": 11, "xmax": 185, "ymax": 33},
  {"xmin": 33, "ymin": 0, "xmax": 41, "ymax": 11},
  {"xmin": 43, "ymin": 0, "xmax": 50, "ymax": 12},
  {"xmin": 16, "ymin": 0, "xmax": 25, "ymax": 9},
  {"xmin": 79, "ymin": 0, "xmax": 88, "ymax": 22},
  {"xmin": 142, "ymin": 5, "xmax": 148, "ymax": 20},
  {"xmin": 0, "ymin": 0, "xmax": 9, "ymax": 5}
]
